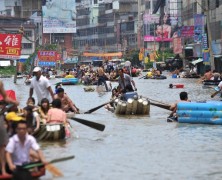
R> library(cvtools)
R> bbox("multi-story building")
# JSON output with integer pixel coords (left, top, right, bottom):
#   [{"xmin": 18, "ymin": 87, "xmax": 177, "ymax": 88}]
[
  {"xmin": 0, "ymin": 0, "xmax": 41, "ymax": 63},
  {"xmin": 182, "ymin": 0, "xmax": 222, "ymax": 71},
  {"xmin": 75, "ymin": 0, "xmax": 141, "ymax": 63}
]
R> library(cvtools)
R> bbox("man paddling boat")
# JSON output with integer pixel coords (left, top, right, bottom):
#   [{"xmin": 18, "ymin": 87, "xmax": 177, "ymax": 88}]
[
  {"xmin": 5, "ymin": 121, "xmax": 47, "ymax": 179},
  {"xmin": 118, "ymin": 68, "xmax": 137, "ymax": 93}
]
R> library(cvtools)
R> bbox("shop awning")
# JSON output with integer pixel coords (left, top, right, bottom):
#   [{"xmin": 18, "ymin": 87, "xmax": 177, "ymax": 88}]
[
  {"xmin": 83, "ymin": 52, "xmax": 122, "ymax": 57},
  {"xmin": 19, "ymin": 55, "xmax": 30, "ymax": 62},
  {"xmin": 191, "ymin": 58, "xmax": 203, "ymax": 65}
]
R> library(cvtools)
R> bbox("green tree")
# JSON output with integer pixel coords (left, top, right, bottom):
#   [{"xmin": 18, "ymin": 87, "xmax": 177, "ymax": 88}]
[{"xmin": 24, "ymin": 44, "xmax": 58, "ymax": 73}]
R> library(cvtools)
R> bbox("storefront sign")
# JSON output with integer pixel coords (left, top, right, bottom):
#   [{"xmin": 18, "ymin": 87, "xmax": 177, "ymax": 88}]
[
  {"xmin": 0, "ymin": 34, "xmax": 22, "ymax": 59},
  {"xmin": 38, "ymin": 51, "xmax": 57, "ymax": 61}
]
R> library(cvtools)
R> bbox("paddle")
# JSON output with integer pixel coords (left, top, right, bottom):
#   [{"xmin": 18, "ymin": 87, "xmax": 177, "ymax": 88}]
[
  {"xmin": 211, "ymin": 90, "xmax": 221, "ymax": 98},
  {"xmin": 139, "ymin": 75, "xmax": 146, "ymax": 79},
  {"xmin": 149, "ymin": 101, "xmax": 172, "ymax": 111},
  {"xmin": 84, "ymin": 100, "xmax": 115, "ymax": 114},
  {"xmin": 23, "ymin": 155, "xmax": 75, "ymax": 169},
  {"xmin": 70, "ymin": 117, "xmax": 105, "ymax": 131}
]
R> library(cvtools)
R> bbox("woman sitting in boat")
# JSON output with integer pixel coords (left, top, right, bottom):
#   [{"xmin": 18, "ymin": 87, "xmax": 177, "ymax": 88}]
[
  {"xmin": 46, "ymin": 99, "xmax": 71, "ymax": 138},
  {"xmin": 38, "ymin": 98, "xmax": 50, "ymax": 124},
  {"xmin": 23, "ymin": 105, "xmax": 40, "ymax": 134},
  {"xmin": 46, "ymin": 99, "xmax": 67, "ymax": 124}
]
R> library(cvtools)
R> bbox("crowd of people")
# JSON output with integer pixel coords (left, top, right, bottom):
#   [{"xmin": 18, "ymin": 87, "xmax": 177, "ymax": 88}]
[
  {"xmin": 0, "ymin": 64, "xmax": 140, "ymax": 177},
  {"xmin": 0, "ymin": 66, "xmax": 81, "ymax": 177}
]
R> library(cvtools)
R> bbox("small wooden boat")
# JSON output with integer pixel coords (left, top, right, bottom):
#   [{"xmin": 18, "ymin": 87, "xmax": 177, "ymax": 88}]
[
  {"xmin": 202, "ymin": 80, "xmax": 220, "ymax": 86},
  {"xmin": 144, "ymin": 75, "xmax": 167, "ymax": 79},
  {"xmin": 0, "ymin": 167, "xmax": 45, "ymax": 179},
  {"xmin": 61, "ymin": 78, "xmax": 79, "ymax": 85},
  {"xmin": 33, "ymin": 123, "xmax": 66, "ymax": 141},
  {"xmin": 182, "ymin": 74, "xmax": 201, "ymax": 78},
  {"xmin": 177, "ymin": 101, "xmax": 222, "ymax": 125},
  {"xmin": 84, "ymin": 86, "xmax": 95, "ymax": 92}
]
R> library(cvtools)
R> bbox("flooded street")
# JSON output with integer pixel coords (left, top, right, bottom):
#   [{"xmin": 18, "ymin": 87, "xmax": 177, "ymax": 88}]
[{"xmin": 2, "ymin": 72, "xmax": 222, "ymax": 180}]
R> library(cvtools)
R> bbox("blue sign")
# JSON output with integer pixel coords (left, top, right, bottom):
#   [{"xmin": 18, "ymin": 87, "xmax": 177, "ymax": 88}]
[{"xmin": 38, "ymin": 62, "xmax": 56, "ymax": 66}]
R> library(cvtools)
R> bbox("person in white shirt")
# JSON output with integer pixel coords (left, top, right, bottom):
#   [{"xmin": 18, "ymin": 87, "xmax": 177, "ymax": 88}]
[
  {"xmin": 5, "ymin": 121, "xmax": 47, "ymax": 175},
  {"xmin": 29, "ymin": 67, "xmax": 54, "ymax": 105}
]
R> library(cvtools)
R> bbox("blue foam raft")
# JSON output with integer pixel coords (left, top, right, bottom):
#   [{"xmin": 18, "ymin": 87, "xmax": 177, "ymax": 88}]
[
  {"xmin": 61, "ymin": 78, "xmax": 79, "ymax": 85},
  {"xmin": 177, "ymin": 101, "xmax": 222, "ymax": 125}
]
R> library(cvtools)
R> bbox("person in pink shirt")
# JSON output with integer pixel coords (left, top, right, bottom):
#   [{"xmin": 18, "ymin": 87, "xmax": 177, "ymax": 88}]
[
  {"xmin": 46, "ymin": 99, "xmax": 67, "ymax": 124},
  {"xmin": 46, "ymin": 99, "xmax": 71, "ymax": 137}
]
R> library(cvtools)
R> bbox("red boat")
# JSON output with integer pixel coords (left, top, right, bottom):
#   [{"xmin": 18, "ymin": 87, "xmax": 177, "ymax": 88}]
[{"xmin": 0, "ymin": 167, "xmax": 45, "ymax": 180}]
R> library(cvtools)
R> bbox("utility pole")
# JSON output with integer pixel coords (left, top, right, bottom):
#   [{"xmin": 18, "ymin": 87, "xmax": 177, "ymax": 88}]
[
  {"xmin": 137, "ymin": 0, "xmax": 141, "ymax": 49},
  {"xmin": 204, "ymin": 0, "xmax": 215, "ymax": 70}
]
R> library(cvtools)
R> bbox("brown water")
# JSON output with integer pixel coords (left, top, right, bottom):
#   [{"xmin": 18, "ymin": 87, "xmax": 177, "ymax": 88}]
[{"xmin": 2, "ymin": 73, "xmax": 222, "ymax": 180}]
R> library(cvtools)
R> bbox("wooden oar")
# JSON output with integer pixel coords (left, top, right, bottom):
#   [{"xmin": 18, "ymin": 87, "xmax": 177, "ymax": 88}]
[
  {"xmin": 139, "ymin": 75, "xmax": 146, "ymax": 79},
  {"xmin": 23, "ymin": 155, "xmax": 75, "ymax": 177},
  {"xmin": 23, "ymin": 156, "xmax": 75, "ymax": 169},
  {"xmin": 149, "ymin": 101, "xmax": 171, "ymax": 111},
  {"xmin": 70, "ymin": 117, "xmax": 105, "ymax": 131},
  {"xmin": 45, "ymin": 164, "xmax": 63, "ymax": 177},
  {"xmin": 84, "ymin": 100, "xmax": 115, "ymax": 114},
  {"xmin": 211, "ymin": 90, "xmax": 221, "ymax": 98},
  {"xmin": 146, "ymin": 97, "xmax": 170, "ymax": 106}
]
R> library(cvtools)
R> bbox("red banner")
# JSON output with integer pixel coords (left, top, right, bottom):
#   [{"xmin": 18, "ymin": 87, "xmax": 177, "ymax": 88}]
[
  {"xmin": 0, "ymin": 34, "xmax": 22, "ymax": 59},
  {"xmin": 38, "ymin": 51, "xmax": 57, "ymax": 62}
]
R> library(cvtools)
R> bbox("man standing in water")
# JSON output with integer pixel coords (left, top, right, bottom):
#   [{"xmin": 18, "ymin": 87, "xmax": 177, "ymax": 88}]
[
  {"xmin": 29, "ymin": 67, "xmax": 54, "ymax": 105},
  {"xmin": 97, "ymin": 66, "xmax": 109, "ymax": 92},
  {"xmin": 0, "ymin": 81, "xmax": 19, "ymax": 175}
]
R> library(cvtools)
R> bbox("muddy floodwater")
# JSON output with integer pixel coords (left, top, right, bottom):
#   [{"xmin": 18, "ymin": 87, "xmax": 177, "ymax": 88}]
[{"xmin": 2, "ymin": 72, "xmax": 222, "ymax": 180}]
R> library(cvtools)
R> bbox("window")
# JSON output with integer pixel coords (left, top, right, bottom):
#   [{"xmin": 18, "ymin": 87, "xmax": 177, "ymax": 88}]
[
  {"xmin": 22, "ymin": 43, "xmax": 32, "ymax": 49},
  {"xmin": 24, "ymin": 31, "xmax": 32, "ymax": 37}
]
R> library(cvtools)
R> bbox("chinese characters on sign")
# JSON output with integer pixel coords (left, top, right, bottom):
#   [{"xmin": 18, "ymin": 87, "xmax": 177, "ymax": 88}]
[
  {"xmin": 37, "ymin": 51, "xmax": 58, "ymax": 66},
  {"xmin": 0, "ymin": 34, "xmax": 22, "ymax": 59},
  {"xmin": 38, "ymin": 51, "xmax": 57, "ymax": 61}
]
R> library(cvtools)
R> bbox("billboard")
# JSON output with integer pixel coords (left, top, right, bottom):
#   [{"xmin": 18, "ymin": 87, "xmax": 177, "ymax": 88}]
[
  {"xmin": 42, "ymin": 0, "xmax": 76, "ymax": 33},
  {"xmin": 0, "ymin": 34, "xmax": 22, "ymax": 59},
  {"xmin": 144, "ymin": 13, "xmax": 178, "ymax": 42}
]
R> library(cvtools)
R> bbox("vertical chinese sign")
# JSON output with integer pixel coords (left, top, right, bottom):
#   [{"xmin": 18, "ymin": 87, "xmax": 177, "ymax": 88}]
[
  {"xmin": 37, "ymin": 51, "xmax": 57, "ymax": 67},
  {"xmin": 194, "ymin": 14, "xmax": 204, "ymax": 42},
  {"xmin": 0, "ymin": 34, "xmax": 22, "ymax": 59}
]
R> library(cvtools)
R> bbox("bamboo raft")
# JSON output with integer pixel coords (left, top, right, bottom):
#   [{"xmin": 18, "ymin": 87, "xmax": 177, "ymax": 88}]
[
  {"xmin": 113, "ymin": 92, "xmax": 150, "ymax": 115},
  {"xmin": 33, "ymin": 123, "xmax": 66, "ymax": 141}
]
